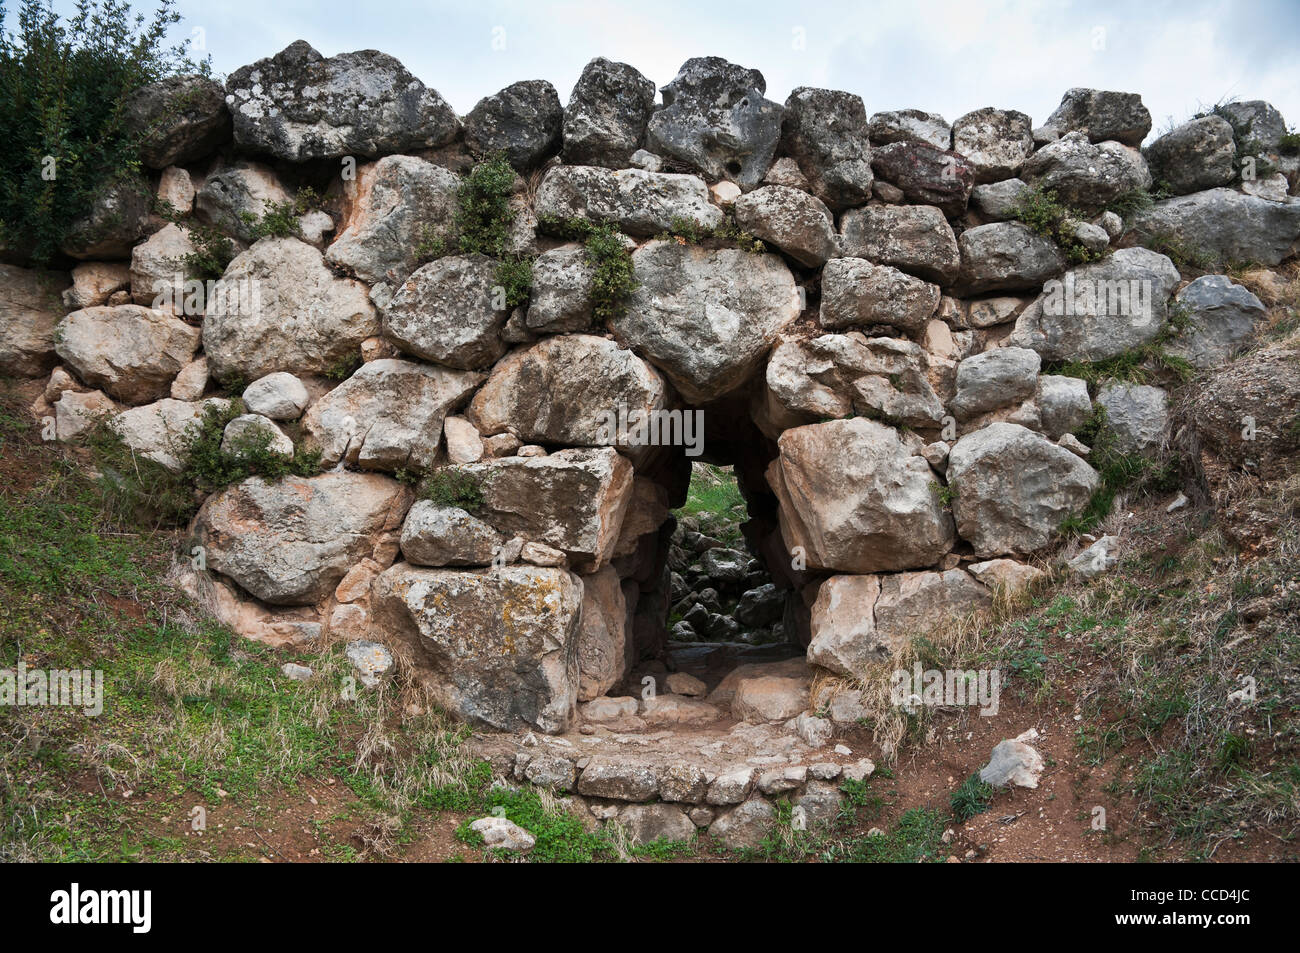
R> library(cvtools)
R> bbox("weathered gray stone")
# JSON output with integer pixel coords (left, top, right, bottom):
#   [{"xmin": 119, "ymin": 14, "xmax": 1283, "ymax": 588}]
[
  {"xmin": 951, "ymin": 107, "xmax": 1035, "ymax": 183},
  {"xmin": 709, "ymin": 798, "xmax": 775, "ymax": 849},
  {"xmin": 1039, "ymin": 88, "xmax": 1152, "ymax": 147},
  {"xmin": 55, "ymin": 305, "xmax": 200, "ymax": 404},
  {"xmin": 645, "ymin": 57, "xmax": 782, "ymax": 189},
  {"xmin": 868, "ymin": 109, "xmax": 951, "ymax": 150},
  {"xmin": 220, "ymin": 413, "xmax": 293, "ymax": 458},
  {"xmin": 1008, "ymin": 247, "xmax": 1180, "ymax": 362},
  {"xmin": 0, "ymin": 264, "xmax": 68, "ymax": 377},
  {"xmin": 194, "ymin": 162, "xmax": 292, "ymax": 242},
  {"xmin": 954, "ymin": 222, "xmax": 1066, "ymax": 295},
  {"xmin": 195, "ymin": 471, "xmax": 412, "ymax": 605},
  {"xmin": 613, "ymin": 241, "xmax": 799, "ymax": 403},
  {"xmin": 617, "ymin": 803, "xmax": 694, "ymax": 844},
  {"xmin": 203, "ymin": 237, "xmax": 377, "ymax": 380},
  {"xmin": 526, "ymin": 246, "xmax": 597, "ymax": 333},
  {"xmin": 733, "ymin": 186, "xmax": 838, "ymax": 266},
  {"xmin": 970, "ymin": 178, "xmax": 1029, "ymax": 221},
  {"xmin": 1128, "ymin": 188, "xmax": 1300, "ymax": 268},
  {"xmin": 109, "ymin": 397, "xmax": 231, "ymax": 471},
  {"xmin": 383, "ymin": 254, "xmax": 508, "ymax": 370},
  {"xmin": 820, "ymin": 258, "xmax": 940, "ymax": 333},
  {"xmin": 301, "ymin": 358, "xmax": 482, "ymax": 470},
  {"xmin": 242, "ymin": 372, "xmax": 309, "ymax": 421},
  {"xmin": 467, "ymin": 335, "xmax": 665, "ymax": 459},
  {"xmin": 534, "ymin": 165, "xmax": 723, "ymax": 237},
  {"xmin": 1020, "ymin": 132, "xmax": 1151, "ymax": 213},
  {"xmin": 1145, "ymin": 116, "xmax": 1237, "ymax": 195},
  {"xmin": 951, "ymin": 347, "xmax": 1041, "ymax": 420},
  {"xmin": 947, "ymin": 423, "xmax": 1100, "ymax": 556},
  {"xmin": 1097, "ymin": 381, "xmax": 1168, "ymax": 455},
  {"xmin": 1166, "ymin": 274, "xmax": 1267, "ymax": 369},
  {"xmin": 838, "ymin": 205, "xmax": 960, "ymax": 284},
  {"xmin": 464, "ymin": 80, "xmax": 563, "ymax": 170},
  {"xmin": 562, "ymin": 57, "xmax": 656, "ymax": 168},
  {"xmin": 870, "ymin": 141, "xmax": 975, "ymax": 217},
  {"xmin": 780, "ymin": 87, "xmax": 874, "ymax": 210},
  {"xmin": 399, "ymin": 501, "xmax": 504, "ymax": 567},
  {"xmin": 576, "ymin": 565, "xmax": 629, "ymax": 701},
  {"xmin": 325, "ymin": 155, "xmax": 460, "ymax": 286},
  {"xmin": 373, "ymin": 564, "xmax": 581, "ymax": 734},
  {"xmin": 449, "ymin": 448, "xmax": 634, "ymax": 571},
  {"xmin": 126, "ymin": 74, "xmax": 232, "ymax": 168},
  {"xmin": 224, "ymin": 40, "xmax": 459, "ymax": 161},
  {"xmin": 767, "ymin": 418, "xmax": 955, "ymax": 573},
  {"xmin": 1037, "ymin": 374, "xmax": 1093, "ymax": 438}
]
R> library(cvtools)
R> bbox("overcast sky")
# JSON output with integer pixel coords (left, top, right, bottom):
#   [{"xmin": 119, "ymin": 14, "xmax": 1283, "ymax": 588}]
[{"xmin": 65, "ymin": 0, "xmax": 1300, "ymax": 142}]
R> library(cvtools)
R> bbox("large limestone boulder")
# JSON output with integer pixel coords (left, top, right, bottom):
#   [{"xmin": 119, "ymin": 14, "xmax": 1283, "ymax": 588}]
[
  {"xmin": 838, "ymin": 205, "xmax": 960, "ymax": 284},
  {"xmin": 946, "ymin": 423, "xmax": 1099, "ymax": 556},
  {"xmin": 1127, "ymin": 188, "xmax": 1300, "ymax": 268},
  {"xmin": 870, "ymin": 141, "xmax": 975, "ymax": 217},
  {"xmin": 1008, "ymin": 247, "xmax": 1180, "ymax": 362},
  {"xmin": 759, "ymin": 334, "xmax": 945, "ymax": 435},
  {"xmin": 383, "ymin": 254, "xmax": 508, "ymax": 370},
  {"xmin": 1019, "ymin": 132, "xmax": 1151, "ymax": 213},
  {"xmin": 55, "ymin": 305, "xmax": 200, "ymax": 404},
  {"xmin": 1037, "ymin": 375, "xmax": 1093, "ymax": 438},
  {"xmin": 1038, "ymin": 88, "xmax": 1151, "ymax": 147},
  {"xmin": 525, "ymin": 246, "xmax": 597, "ymax": 333},
  {"xmin": 534, "ymin": 165, "xmax": 723, "ymax": 237},
  {"xmin": 301, "ymin": 359, "xmax": 485, "ymax": 470},
  {"xmin": 60, "ymin": 174, "xmax": 152, "ymax": 259},
  {"xmin": 562, "ymin": 57, "xmax": 656, "ymax": 168},
  {"xmin": 732, "ymin": 186, "xmax": 838, "ymax": 267},
  {"xmin": 194, "ymin": 162, "xmax": 293, "ymax": 242},
  {"xmin": 645, "ymin": 57, "xmax": 782, "ymax": 190},
  {"xmin": 576, "ymin": 565, "xmax": 630, "ymax": 701},
  {"xmin": 1097, "ymin": 381, "xmax": 1168, "ymax": 455},
  {"xmin": 325, "ymin": 155, "xmax": 460, "ymax": 286},
  {"xmin": 372, "ymin": 564, "xmax": 582, "ymax": 734},
  {"xmin": 203, "ymin": 237, "xmax": 377, "ymax": 380},
  {"xmin": 1219, "ymin": 100, "xmax": 1288, "ymax": 152},
  {"xmin": 613, "ymin": 241, "xmax": 800, "ymax": 403},
  {"xmin": 1166, "ymin": 274, "xmax": 1267, "ymax": 370},
  {"xmin": 466, "ymin": 335, "xmax": 665, "ymax": 458},
  {"xmin": 1144, "ymin": 116, "xmax": 1237, "ymax": 195},
  {"xmin": 808, "ymin": 569, "xmax": 991, "ymax": 674},
  {"xmin": 125, "ymin": 74, "xmax": 231, "ymax": 169},
  {"xmin": 820, "ymin": 258, "xmax": 939, "ymax": 333},
  {"xmin": 950, "ymin": 347, "xmax": 1041, "ymax": 420},
  {"xmin": 868, "ymin": 109, "xmax": 951, "ymax": 150},
  {"xmin": 954, "ymin": 222, "xmax": 1065, "ymax": 295},
  {"xmin": 194, "ymin": 471, "xmax": 412, "ymax": 605},
  {"xmin": 129, "ymin": 223, "xmax": 198, "ymax": 309},
  {"xmin": 224, "ymin": 40, "xmax": 459, "ymax": 161},
  {"xmin": 951, "ymin": 107, "xmax": 1035, "ymax": 184},
  {"xmin": 62, "ymin": 262, "xmax": 131, "ymax": 311},
  {"xmin": 767, "ymin": 418, "xmax": 955, "ymax": 573},
  {"xmin": 399, "ymin": 501, "xmax": 503, "ymax": 567},
  {"xmin": 0, "ymin": 264, "xmax": 68, "ymax": 377},
  {"xmin": 463, "ymin": 80, "xmax": 563, "ymax": 170},
  {"xmin": 110, "ymin": 397, "xmax": 231, "ymax": 471},
  {"xmin": 449, "ymin": 448, "xmax": 634, "ymax": 571},
  {"xmin": 779, "ymin": 87, "xmax": 874, "ymax": 211}
]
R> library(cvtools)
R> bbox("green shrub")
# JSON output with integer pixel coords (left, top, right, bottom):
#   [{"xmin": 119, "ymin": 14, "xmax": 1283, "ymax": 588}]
[
  {"xmin": 241, "ymin": 186, "xmax": 321, "ymax": 241},
  {"xmin": 0, "ymin": 0, "xmax": 204, "ymax": 262},
  {"xmin": 454, "ymin": 152, "xmax": 516, "ymax": 257},
  {"xmin": 584, "ymin": 223, "xmax": 637, "ymax": 320},
  {"xmin": 1011, "ymin": 185, "xmax": 1107, "ymax": 265},
  {"xmin": 422, "ymin": 469, "xmax": 485, "ymax": 511},
  {"xmin": 494, "ymin": 255, "xmax": 533, "ymax": 309},
  {"xmin": 178, "ymin": 401, "xmax": 321, "ymax": 494}
]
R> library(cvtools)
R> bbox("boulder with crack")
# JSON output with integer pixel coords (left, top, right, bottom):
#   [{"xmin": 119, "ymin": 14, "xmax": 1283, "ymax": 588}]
[
  {"xmin": 300, "ymin": 358, "xmax": 484, "ymax": 470},
  {"xmin": 372, "ymin": 564, "xmax": 582, "ymax": 734}
]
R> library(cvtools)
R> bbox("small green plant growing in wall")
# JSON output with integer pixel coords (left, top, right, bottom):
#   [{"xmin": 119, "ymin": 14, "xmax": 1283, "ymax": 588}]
[
  {"xmin": 422, "ymin": 469, "xmax": 486, "ymax": 512},
  {"xmin": 1011, "ymin": 185, "xmax": 1107, "ymax": 265}
]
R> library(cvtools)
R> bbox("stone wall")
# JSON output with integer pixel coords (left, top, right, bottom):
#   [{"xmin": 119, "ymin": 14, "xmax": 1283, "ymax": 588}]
[{"xmin": 4, "ymin": 42, "xmax": 1299, "ymax": 752}]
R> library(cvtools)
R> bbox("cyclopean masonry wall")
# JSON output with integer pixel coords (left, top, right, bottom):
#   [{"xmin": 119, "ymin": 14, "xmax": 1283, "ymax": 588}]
[{"xmin": 5, "ymin": 42, "xmax": 1300, "ymax": 845}]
